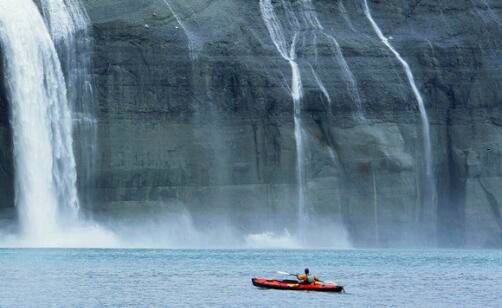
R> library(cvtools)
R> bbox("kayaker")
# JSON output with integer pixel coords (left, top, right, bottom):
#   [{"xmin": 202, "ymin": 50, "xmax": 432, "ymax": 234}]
[{"xmin": 296, "ymin": 268, "xmax": 320, "ymax": 284}]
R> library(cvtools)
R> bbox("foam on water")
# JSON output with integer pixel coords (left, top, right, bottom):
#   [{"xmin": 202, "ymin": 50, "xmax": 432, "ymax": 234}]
[
  {"xmin": 245, "ymin": 230, "xmax": 301, "ymax": 249},
  {"xmin": 0, "ymin": 224, "xmax": 120, "ymax": 248}
]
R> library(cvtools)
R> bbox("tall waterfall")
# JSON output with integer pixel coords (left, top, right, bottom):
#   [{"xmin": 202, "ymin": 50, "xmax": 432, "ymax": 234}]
[
  {"xmin": 0, "ymin": 0, "xmax": 117, "ymax": 247},
  {"xmin": 363, "ymin": 0, "xmax": 436, "ymax": 227},
  {"xmin": 40, "ymin": 0, "xmax": 97, "ymax": 205},
  {"xmin": 0, "ymin": 0, "xmax": 78, "ymax": 240},
  {"xmin": 259, "ymin": 0, "xmax": 307, "ymax": 234}
]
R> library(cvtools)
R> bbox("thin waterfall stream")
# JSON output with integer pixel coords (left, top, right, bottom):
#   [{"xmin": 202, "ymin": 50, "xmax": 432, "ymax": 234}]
[
  {"xmin": 302, "ymin": 0, "xmax": 365, "ymax": 118},
  {"xmin": 259, "ymin": 0, "xmax": 359, "ymax": 244},
  {"xmin": 259, "ymin": 0, "xmax": 308, "ymax": 239},
  {"xmin": 363, "ymin": 0, "xmax": 436, "ymax": 230},
  {"xmin": 162, "ymin": 0, "xmax": 200, "ymax": 58}
]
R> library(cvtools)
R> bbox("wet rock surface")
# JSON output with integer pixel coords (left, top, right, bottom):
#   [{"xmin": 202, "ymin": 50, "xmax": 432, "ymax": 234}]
[
  {"xmin": 0, "ymin": 48, "xmax": 14, "ymax": 217},
  {"xmin": 1, "ymin": 0, "xmax": 502, "ymax": 247}
]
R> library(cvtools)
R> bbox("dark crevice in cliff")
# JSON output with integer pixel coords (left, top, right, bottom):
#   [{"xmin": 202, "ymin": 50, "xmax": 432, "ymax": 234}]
[
  {"xmin": 478, "ymin": 178, "xmax": 502, "ymax": 232},
  {"xmin": 0, "ymin": 47, "xmax": 8, "ymax": 125},
  {"xmin": 0, "ymin": 45, "xmax": 15, "ymax": 210},
  {"xmin": 439, "ymin": 106, "xmax": 466, "ymax": 246}
]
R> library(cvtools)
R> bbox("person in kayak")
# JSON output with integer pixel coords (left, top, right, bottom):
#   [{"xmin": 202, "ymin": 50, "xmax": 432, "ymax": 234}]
[{"xmin": 296, "ymin": 268, "xmax": 321, "ymax": 284}]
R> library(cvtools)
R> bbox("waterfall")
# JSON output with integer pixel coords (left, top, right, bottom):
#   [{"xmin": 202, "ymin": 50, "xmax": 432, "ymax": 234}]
[
  {"xmin": 162, "ymin": 0, "xmax": 199, "ymax": 59},
  {"xmin": 301, "ymin": 0, "xmax": 365, "ymax": 118},
  {"xmin": 308, "ymin": 63, "xmax": 331, "ymax": 103},
  {"xmin": 338, "ymin": 1, "xmax": 357, "ymax": 32},
  {"xmin": 363, "ymin": 0, "xmax": 436, "ymax": 228},
  {"xmin": 323, "ymin": 33, "xmax": 364, "ymax": 117},
  {"xmin": 372, "ymin": 166, "xmax": 379, "ymax": 244},
  {"xmin": 39, "ymin": 0, "xmax": 97, "ymax": 207},
  {"xmin": 0, "ymin": 0, "xmax": 77, "ymax": 239},
  {"xmin": 0, "ymin": 0, "xmax": 117, "ymax": 247},
  {"xmin": 259, "ymin": 0, "xmax": 308, "ymax": 234}
]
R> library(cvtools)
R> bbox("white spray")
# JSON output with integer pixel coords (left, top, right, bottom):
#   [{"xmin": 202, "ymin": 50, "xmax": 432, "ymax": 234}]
[
  {"xmin": 0, "ymin": 0, "xmax": 117, "ymax": 247},
  {"xmin": 0, "ymin": 0, "xmax": 77, "ymax": 240}
]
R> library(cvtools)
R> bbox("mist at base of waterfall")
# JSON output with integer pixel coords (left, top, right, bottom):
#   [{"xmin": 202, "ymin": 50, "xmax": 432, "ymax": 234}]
[
  {"xmin": 0, "ymin": 203, "xmax": 350, "ymax": 249},
  {"xmin": 0, "ymin": 222, "xmax": 119, "ymax": 249}
]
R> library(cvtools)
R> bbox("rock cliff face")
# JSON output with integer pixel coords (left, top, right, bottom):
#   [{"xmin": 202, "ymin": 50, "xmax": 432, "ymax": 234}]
[
  {"xmin": 0, "ymin": 48, "xmax": 14, "ymax": 223},
  {"xmin": 1, "ymin": 0, "xmax": 502, "ymax": 247}
]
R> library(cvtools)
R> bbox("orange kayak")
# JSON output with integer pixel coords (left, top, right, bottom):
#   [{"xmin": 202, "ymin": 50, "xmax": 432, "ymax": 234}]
[{"xmin": 252, "ymin": 278, "xmax": 344, "ymax": 293}]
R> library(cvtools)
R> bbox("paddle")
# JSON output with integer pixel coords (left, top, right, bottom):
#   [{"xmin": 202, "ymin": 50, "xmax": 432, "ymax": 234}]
[{"xmin": 276, "ymin": 271, "xmax": 298, "ymax": 276}]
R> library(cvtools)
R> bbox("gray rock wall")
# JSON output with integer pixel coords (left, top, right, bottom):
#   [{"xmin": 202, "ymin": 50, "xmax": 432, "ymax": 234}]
[
  {"xmin": 1, "ymin": 0, "xmax": 501, "ymax": 247},
  {"xmin": 0, "ymin": 47, "xmax": 14, "ymax": 218}
]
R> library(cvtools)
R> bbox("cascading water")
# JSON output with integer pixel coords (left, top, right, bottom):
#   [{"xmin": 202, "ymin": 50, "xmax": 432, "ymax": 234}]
[
  {"xmin": 363, "ymin": 0, "xmax": 436, "ymax": 230},
  {"xmin": 259, "ymin": 0, "xmax": 355, "ymax": 245},
  {"xmin": 162, "ymin": 0, "xmax": 200, "ymax": 59},
  {"xmin": 39, "ymin": 0, "xmax": 97, "ymax": 206},
  {"xmin": 308, "ymin": 63, "xmax": 331, "ymax": 103},
  {"xmin": 301, "ymin": 0, "xmax": 365, "ymax": 118},
  {"xmin": 0, "ymin": 0, "xmax": 78, "ymax": 240},
  {"xmin": 372, "ymin": 166, "xmax": 379, "ymax": 244},
  {"xmin": 338, "ymin": 1, "xmax": 357, "ymax": 32},
  {"xmin": 259, "ymin": 0, "xmax": 307, "ymax": 237},
  {"xmin": 0, "ymin": 0, "xmax": 117, "ymax": 247}
]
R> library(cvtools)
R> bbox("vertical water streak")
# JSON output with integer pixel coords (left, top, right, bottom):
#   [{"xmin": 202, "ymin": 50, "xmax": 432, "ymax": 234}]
[
  {"xmin": 363, "ymin": 0, "xmax": 436, "ymax": 230},
  {"xmin": 260, "ymin": 0, "xmax": 308, "ymax": 234},
  {"xmin": 338, "ymin": 1, "xmax": 358, "ymax": 32},
  {"xmin": 280, "ymin": 0, "xmax": 302, "ymax": 30},
  {"xmin": 372, "ymin": 166, "xmax": 379, "ymax": 244},
  {"xmin": 302, "ymin": 0, "xmax": 324, "ymax": 29},
  {"xmin": 478, "ymin": 0, "xmax": 501, "ymax": 25},
  {"xmin": 301, "ymin": 0, "xmax": 364, "ymax": 118},
  {"xmin": 162, "ymin": 0, "xmax": 199, "ymax": 59},
  {"xmin": 323, "ymin": 33, "xmax": 364, "ymax": 115},
  {"xmin": 312, "ymin": 33, "xmax": 319, "ymax": 65},
  {"xmin": 39, "ymin": 0, "xmax": 96, "ymax": 211},
  {"xmin": 0, "ymin": 0, "xmax": 78, "ymax": 239},
  {"xmin": 308, "ymin": 63, "xmax": 331, "ymax": 103}
]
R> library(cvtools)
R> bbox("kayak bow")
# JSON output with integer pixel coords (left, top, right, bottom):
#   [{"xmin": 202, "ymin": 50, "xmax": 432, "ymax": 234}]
[{"xmin": 252, "ymin": 278, "xmax": 344, "ymax": 293}]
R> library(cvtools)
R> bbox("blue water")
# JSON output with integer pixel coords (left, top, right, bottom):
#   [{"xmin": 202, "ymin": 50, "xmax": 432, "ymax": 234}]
[{"xmin": 0, "ymin": 249, "xmax": 501, "ymax": 307}]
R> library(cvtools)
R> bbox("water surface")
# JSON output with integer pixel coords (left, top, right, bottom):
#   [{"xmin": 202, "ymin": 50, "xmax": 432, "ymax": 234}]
[{"xmin": 0, "ymin": 249, "xmax": 500, "ymax": 307}]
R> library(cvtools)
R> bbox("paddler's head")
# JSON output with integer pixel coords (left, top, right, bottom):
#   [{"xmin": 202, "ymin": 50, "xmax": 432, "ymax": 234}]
[{"xmin": 304, "ymin": 268, "xmax": 309, "ymax": 275}]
